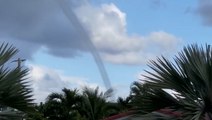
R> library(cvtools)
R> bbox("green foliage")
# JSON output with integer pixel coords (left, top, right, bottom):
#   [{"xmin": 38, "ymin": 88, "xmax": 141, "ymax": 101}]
[
  {"xmin": 41, "ymin": 88, "xmax": 81, "ymax": 120},
  {"xmin": 131, "ymin": 44, "xmax": 212, "ymax": 119},
  {"xmin": 116, "ymin": 96, "xmax": 132, "ymax": 112},
  {"xmin": 35, "ymin": 87, "xmax": 119, "ymax": 120},
  {"xmin": 78, "ymin": 87, "xmax": 116, "ymax": 120},
  {"xmin": 0, "ymin": 43, "xmax": 34, "ymax": 119},
  {"xmin": 131, "ymin": 82, "xmax": 179, "ymax": 114}
]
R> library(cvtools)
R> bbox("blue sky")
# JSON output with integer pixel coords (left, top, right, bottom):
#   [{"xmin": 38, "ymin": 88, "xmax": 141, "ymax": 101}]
[{"xmin": 0, "ymin": 0, "xmax": 212, "ymax": 102}]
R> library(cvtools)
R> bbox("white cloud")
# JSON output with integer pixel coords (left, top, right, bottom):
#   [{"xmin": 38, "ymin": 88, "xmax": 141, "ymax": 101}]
[
  {"xmin": 76, "ymin": 3, "xmax": 181, "ymax": 65},
  {"xmin": 28, "ymin": 64, "xmax": 100, "ymax": 103},
  {"xmin": 146, "ymin": 31, "xmax": 179, "ymax": 49},
  {"xmin": 28, "ymin": 63, "xmax": 133, "ymax": 102},
  {"xmin": 103, "ymin": 52, "xmax": 144, "ymax": 65}
]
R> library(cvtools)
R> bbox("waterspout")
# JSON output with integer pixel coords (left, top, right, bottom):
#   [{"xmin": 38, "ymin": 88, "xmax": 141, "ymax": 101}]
[{"xmin": 57, "ymin": 0, "xmax": 112, "ymax": 89}]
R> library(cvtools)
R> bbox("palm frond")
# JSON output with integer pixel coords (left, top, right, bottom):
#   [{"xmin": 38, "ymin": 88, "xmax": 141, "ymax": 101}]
[
  {"xmin": 131, "ymin": 82, "xmax": 180, "ymax": 113},
  {"xmin": 0, "ymin": 43, "xmax": 18, "ymax": 66},
  {"xmin": 132, "ymin": 44, "xmax": 212, "ymax": 119},
  {"xmin": 0, "ymin": 43, "xmax": 34, "ymax": 119},
  {"xmin": 79, "ymin": 87, "xmax": 115, "ymax": 120}
]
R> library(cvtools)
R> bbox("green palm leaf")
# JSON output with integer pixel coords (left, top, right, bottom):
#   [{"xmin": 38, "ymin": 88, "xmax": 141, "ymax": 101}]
[
  {"xmin": 0, "ymin": 43, "xmax": 34, "ymax": 119},
  {"xmin": 44, "ymin": 88, "xmax": 81, "ymax": 120},
  {"xmin": 79, "ymin": 87, "xmax": 115, "ymax": 120},
  {"xmin": 131, "ymin": 44, "xmax": 212, "ymax": 119}
]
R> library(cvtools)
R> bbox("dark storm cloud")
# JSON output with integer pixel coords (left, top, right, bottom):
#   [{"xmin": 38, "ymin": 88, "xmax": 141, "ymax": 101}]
[
  {"xmin": 196, "ymin": 0, "xmax": 212, "ymax": 26},
  {"xmin": 0, "ymin": 0, "xmax": 89, "ymax": 59},
  {"xmin": 0, "ymin": 0, "xmax": 112, "ymax": 88}
]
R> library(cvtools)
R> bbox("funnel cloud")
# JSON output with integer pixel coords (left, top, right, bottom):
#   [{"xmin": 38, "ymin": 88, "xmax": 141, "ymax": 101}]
[{"xmin": 57, "ymin": 0, "xmax": 111, "ymax": 89}]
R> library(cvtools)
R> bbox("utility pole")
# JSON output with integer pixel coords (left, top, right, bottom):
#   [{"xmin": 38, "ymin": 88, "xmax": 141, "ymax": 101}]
[{"xmin": 12, "ymin": 58, "xmax": 26, "ymax": 69}]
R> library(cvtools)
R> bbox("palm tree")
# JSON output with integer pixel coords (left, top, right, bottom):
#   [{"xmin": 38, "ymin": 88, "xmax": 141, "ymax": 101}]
[
  {"xmin": 78, "ymin": 87, "xmax": 116, "ymax": 120},
  {"xmin": 0, "ymin": 43, "xmax": 34, "ymax": 119},
  {"xmin": 116, "ymin": 96, "xmax": 132, "ymax": 112},
  {"xmin": 131, "ymin": 44, "xmax": 212, "ymax": 120},
  {"xmin": 131, "ymin": 82, "xmax": 180, "ymax": 120},
  {"xmin": 43, "ymin": 88, "xmax": 81, "ymax": 120}
]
